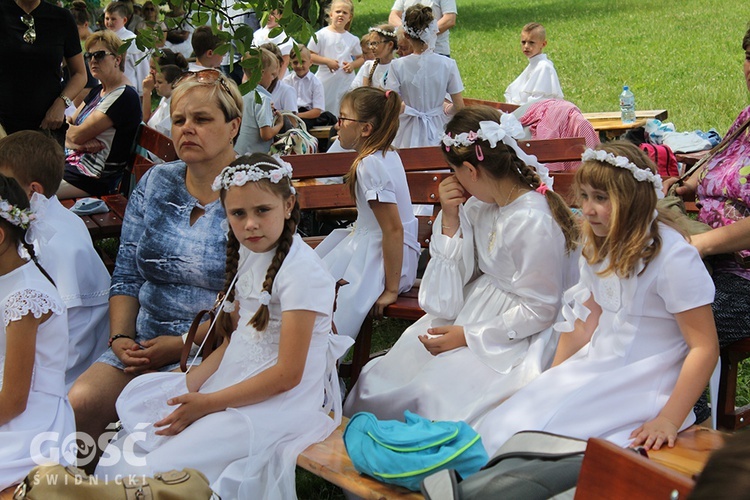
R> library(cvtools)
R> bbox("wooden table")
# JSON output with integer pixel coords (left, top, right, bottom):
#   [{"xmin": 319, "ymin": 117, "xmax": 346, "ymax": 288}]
[
  {"xmin": 310, "ymin": 126, "xmax": 333, "ymax": 140},
  {"xmin": 648, "ymin": 426, "xmax": 726, "ymax": 479},
  {"xmin": 583, "ymin": 109, "xmax": 668, "ymax": 141}
]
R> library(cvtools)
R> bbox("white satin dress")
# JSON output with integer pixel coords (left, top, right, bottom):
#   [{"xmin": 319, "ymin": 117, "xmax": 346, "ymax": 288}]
[{"xmin": 345, "ymin": 192, "xmax": 578, "ymax": 425}]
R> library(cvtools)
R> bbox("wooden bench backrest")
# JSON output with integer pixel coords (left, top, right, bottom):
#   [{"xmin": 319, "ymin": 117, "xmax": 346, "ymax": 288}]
[
  {"xmin": 575, "ymin": 438, "xmax": 694, "ymax": 500},
  {"xmin": 285, "ymin": 138, "xmax": 587, "ymax": 180},
  {"xmin": 129, "ymin": 124, "xmax": 178, "ymax": 186},
  {"xmin": 464, "ymin": 98, "xmax": 520, "ymax": 114}
]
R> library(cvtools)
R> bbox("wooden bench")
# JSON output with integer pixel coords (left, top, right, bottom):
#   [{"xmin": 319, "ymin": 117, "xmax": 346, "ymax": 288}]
[
  {"xmin": 463, "ymin": 98, "xmax": 520, "ymax": 114},
  {"xmin": 297, "ymin": 418, "xmax": 723, "ymax": 499},
  {"xmin": 297, "ymin": 416, "xmax": 423, "ymax": 499}
]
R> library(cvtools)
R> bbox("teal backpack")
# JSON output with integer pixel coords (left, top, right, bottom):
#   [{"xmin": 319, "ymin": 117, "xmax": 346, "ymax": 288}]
[{"xmin": 343, "ymin": 410, "xmax": 489, "ymax": 491}]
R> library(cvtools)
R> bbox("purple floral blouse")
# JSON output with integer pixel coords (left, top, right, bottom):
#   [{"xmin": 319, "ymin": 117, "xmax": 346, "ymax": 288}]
[{"xmin": 697, "ymin": 105, "xmax": 750, "ymax": 279}]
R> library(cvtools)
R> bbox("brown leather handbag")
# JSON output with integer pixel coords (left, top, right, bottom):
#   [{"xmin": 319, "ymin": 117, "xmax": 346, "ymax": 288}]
[{"xmin": 13, "ymin": 465, "xmax": 219, "ymax": 499}]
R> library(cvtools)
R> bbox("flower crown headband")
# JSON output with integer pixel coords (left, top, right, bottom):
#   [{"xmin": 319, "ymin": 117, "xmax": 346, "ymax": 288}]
[
  {"xmin": 369, "ymin": 27, "xmax": 396, "ymax": 38},
  {"xmin": 441, "ymin": 113, "xmax": 554, "ymax": 191},
  {"xmin": 0, "ymin": 197, "xmax": 35, "ymax": 229},
  {"xmin": 401, "ymin": 14, "xmax": 438, "ymax": 50},
  {"xmin": 212, "ymin": 157, "xmax": 295, "ymax": 193},
  {"xmin": 581, "ymin": 149, "xmax": 664, "ymax": 199}
]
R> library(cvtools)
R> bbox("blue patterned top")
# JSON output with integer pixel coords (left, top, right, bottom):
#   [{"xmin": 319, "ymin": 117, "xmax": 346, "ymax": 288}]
[{"xmin": 110, "ymin": 161, "xmax": 227, "ymax": 344}]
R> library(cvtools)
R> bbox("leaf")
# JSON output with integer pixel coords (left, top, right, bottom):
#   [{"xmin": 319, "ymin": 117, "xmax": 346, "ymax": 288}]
[
  {"xmin": 191, "ymin": 11, "xmax": 209, "ymax": 25},
  {"xmin": 308, "ymin": 0, "xmax": 319, "ymax": 23}
]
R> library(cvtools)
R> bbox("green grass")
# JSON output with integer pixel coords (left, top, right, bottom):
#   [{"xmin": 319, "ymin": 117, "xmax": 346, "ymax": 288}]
[{"xmin": 350, "ymin": 0, "xmax": 750, "ymax": 133}]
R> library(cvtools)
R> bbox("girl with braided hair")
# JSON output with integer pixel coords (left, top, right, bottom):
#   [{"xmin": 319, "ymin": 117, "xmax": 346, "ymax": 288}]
[
  {"xmin": 0, "ymin": 174, "xmax": 74, "ymax": 489},
  {"xmin": 350, "ymin": 24, "xmax": 398, "ymax": 90},
  {"xmin": 345, "ymin": 105, "xmax": 579, "ymax": 425},
  {"xmin": 97, "ymin": 154, "xmax": 353, "ymax": 498}
]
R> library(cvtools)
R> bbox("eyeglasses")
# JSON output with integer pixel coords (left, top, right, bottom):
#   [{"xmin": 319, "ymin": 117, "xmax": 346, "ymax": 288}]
[
  {"xmin": 367, "ymin": 41, "xmax": 383, "ymax": 48},
  {"xmin": 20, "ymin": 15, "xmax": 35, "ymax": 44},
  {"xmin": 337, "ymin": 116, "xmax": 368, "ymax": 127},
  {"xmin": 172, "ymin": 69, "xmax": 232, "ymax": 94},
  {"xmin": 84, "ymin": 50, "xmax": 115, "ymax": 62}
]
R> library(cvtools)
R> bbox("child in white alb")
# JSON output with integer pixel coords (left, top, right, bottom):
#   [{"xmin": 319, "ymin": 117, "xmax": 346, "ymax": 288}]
[
  {"xmin": 0, "ymin": 174, "xmax": 74, "ymax": 490},
  {"xmin": 504, "ymin": 23, "xmax": 563, "ymax": 105},
  {"xmin": 96, "ymin": 155, "xmax": 352, "ymax": 499},
  {"xmin": 308, "ymin": 0, "xmax": 363, "ymax": 116},
  {"xmin": 387, "ymin": 5, "xmax": 464, "ymax": 148},
  {"xmin": 0, "ymin": 132, "xmax": 110, "ymax": 390},
  {"xmin": 474, "ymin": 143, "xmax": 718, "ymax": 457}
]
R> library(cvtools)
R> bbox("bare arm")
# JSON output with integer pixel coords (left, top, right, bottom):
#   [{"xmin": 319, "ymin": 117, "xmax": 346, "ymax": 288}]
[
  {"xmin": 370, "ymin": 200, "xmax": 404, "ymax": 318},
  {"xmin": 444, "ymin": 92, "xmax": 464, "ymax": 116},
  {"xmin": 297, "ymin": 108, "xmax": 322, "ymax": 119},
  {"xmin": 65, "ymin": 109, "xmax": 115, "ymax": 146},
  {"xmin": 141, "ymin": 72, "xmax": 156, "ymax": 122},
  {"xmin": 41, "ymin": 53, "xmax": 87, "ymax": 130},
  {"xmin": 690, "ymin": 216, "xmax": 750, "ymax": 258},
  {"xmin": 551, "ymin": 295, "xmax": 601, "ymax": 366},
  {"xmin": 343, "ymin": 55, "xmax": 365, "ymax": 73},
  {"xmin": 0, "ymin": 314, "xmax": 46, "ymax": 425},
  {"xmin": 437, "ymin": 13, "xmax": 456, "ymax": 35},
  {"xmin": 310, "ymin": 52, "xmax": 339, "ymax": 72},
  {"xmin": 259, "ymin": 113, "xmax": 284, "ymax": 141},
  {"xmin": 389, "ymin": 10, "xmax": 404, "ymax": 27},
  {"xmin": 630, "ymin": 304, "xmax": 718, "ymax": 450},
  {"xmin": 154, "ymin": 309, "xmax": 316, "ymax": 435}
]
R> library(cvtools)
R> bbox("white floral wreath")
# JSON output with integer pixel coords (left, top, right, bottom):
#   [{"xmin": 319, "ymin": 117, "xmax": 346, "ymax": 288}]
[
  {"xmin": 581, "ymin": 148, "xmax": 664, "ymax": 198},
  {"xmin": 401, "ymin": 14, "xmax": 438, "ymax": 51},
  {"xmin": 441, "ymin": 113, "xmax": 554, "ymax": 189},
  {"xmin": 212, "ymin": 156, "xmax": 295, "ymax": 193},
  {"xmin": 369, "ymin": 27, "xmax": 396, "ymax": 38}
]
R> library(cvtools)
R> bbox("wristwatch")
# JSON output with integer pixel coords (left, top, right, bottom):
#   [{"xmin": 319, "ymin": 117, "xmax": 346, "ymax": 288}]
[{"xmin": 59, "ymin": 93, "xmax": 73, "ymax": 108}]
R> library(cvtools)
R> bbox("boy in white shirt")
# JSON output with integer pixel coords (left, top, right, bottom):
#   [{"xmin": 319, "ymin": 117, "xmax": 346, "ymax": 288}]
[
  {"xmin": 504, "ymin": 23, "xmax": 563, "ymax": 105},
  {"xmin": 283, "ymin": 45, "xmax": 326, "ymax": 129},
  {"xmin": 252, "ymin": 9, "xmax": 294, "ymax": 80},
  {"xmin": 104, "ymin": 2, "xmax": 149, "ymax": 95},
  {"xmin": 0, "ymin": 131, "xmax": 110, "ymax": 390}
]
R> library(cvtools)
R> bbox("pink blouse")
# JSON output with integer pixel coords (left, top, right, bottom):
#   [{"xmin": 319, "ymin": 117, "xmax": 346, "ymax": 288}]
[{"xmin": 697, "ymin": 105, "xmax": 750, "ymax": 279}]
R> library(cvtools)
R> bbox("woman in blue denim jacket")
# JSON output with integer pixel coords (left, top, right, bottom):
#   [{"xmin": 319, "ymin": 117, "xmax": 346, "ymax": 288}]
[{"xmin": 69, "ymin": 70, "xmax": 243, "ymax": 470}]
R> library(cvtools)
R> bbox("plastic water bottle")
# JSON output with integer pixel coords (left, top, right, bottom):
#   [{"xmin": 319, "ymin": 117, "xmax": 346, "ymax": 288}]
[{"xmin": 620, "ymin": 86, "xmax": 636, "ymax": 124}]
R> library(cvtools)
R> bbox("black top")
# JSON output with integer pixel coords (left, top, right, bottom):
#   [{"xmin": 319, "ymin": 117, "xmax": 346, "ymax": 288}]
[{"xmin": 0, "ymin": 0, "xmax": 81, "ymax": 133}]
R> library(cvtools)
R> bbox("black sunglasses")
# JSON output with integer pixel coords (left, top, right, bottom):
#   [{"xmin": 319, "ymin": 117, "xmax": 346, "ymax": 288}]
[
  {"xmin": 20, "ymin": 15, "xmax": 35, "ymax": 44},
  {"xmin": 84, "ymin": 50, "xmax": 115, "ymax": 62}
]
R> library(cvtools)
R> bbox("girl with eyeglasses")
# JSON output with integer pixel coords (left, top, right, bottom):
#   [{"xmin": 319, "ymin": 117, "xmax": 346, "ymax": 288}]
[
  {"xmin": 315, "ymin": 87, "xmax": 419, "ymax": 340},
  {"xmin": 58, "ymin": 30, "xmax": 141, "ymax": 199},
  {"xmin": 0, "ymin": 0, "xmax": 87, "ymax": 147},
  {"xmin": 350, "ymin": 25, "xmax": 398, "ymax": 90}
]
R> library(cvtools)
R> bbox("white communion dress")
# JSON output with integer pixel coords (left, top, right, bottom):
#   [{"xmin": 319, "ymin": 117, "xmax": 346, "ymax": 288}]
[
  {"xmin": 309, "ymin": 28, "xmax": 362, "ymax": 117},
  {"xmin": 387, "ymin": 50, "xmax": 463, "ymax": 148},
  {"xmin": 314, "ymin": 150, "xmax": 420, "ymax": 339},
  {"xmin": 97, "ymin": 235, "xmax": 353, "ymax": 499},
  {"xmin": 0, "ymin": 261, "xmax": 72, "ymax": 490},
  {"xmin": 345, "ymin": 193, "xmax": 578, "ymax": 425},
  {"xmin": 474, "ymin": 224, "xmax": 715, "ymax": 457}
]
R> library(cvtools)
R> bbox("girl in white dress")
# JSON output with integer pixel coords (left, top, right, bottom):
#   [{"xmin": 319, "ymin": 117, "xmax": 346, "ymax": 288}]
[
  {"xmin": 315, "ymin": 87, "xmax": 420, "ymax": 339},
  {"xmin": 351, "ymin": 25, "xmax": 398, "ymax": 90},
  {"xmin": 308, "ymin": 0, "xmax": 364, "ymax": 116},
  {"xmin": 0, "ymin": 176, "xmax": 73, "ymax": 490},
  {"xmin": 96, "ymin": 155, "xmax": 353, "ymax": 499},
  {"xmin": 474, "ymin": 142, "xmax": 719, "ymax": 457},
  {"xmin": 388, "ymin": 5, "xmax": 465, "ymax": 148},
  {"xmin": 344, "ymin": 106, "xmax": 580, "ymax": 424}
]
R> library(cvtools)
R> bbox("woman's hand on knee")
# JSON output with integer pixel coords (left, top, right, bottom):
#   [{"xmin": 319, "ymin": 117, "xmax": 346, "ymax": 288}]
[{"xmin": 122, "ymin": 335, "xmax": 183, "ymax": 374}]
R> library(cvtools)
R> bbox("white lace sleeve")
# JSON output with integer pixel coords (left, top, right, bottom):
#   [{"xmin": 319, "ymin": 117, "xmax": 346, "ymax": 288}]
[{"xmin": 3, "ymin": 289, "xmax": 64, "ymax": 326}]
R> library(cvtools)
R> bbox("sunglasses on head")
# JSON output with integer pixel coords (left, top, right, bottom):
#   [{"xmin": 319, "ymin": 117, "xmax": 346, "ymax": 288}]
[
  {"xmin": 84, "ymin": 50, "xmax": 115, "ymax": 62},
  {"xmin": 20, "ymin": 15, "xmax": 35, "ymax": 44},
  {"xmin": 172, "ymin": 69, "xmax": 232, "ymax": 94}
]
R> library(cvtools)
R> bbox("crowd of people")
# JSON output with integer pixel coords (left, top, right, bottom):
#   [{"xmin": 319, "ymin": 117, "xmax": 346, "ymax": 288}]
[{"xmin": 0, "ymin": 0, "xmax": 749, "ymax": 497}]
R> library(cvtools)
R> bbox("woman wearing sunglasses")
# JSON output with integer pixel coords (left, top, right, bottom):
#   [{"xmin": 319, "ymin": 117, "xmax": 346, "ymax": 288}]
[
  {"xmin": 58, "ymin": 30, "xmax": 141, "ymax": 199},
  {"xmin": 69, "ymin": 68, "xmax": 245, "ymax": 473},
  {"xmin": 0, "ymin": 0, "xmax": 86, "ymax": 145}
]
